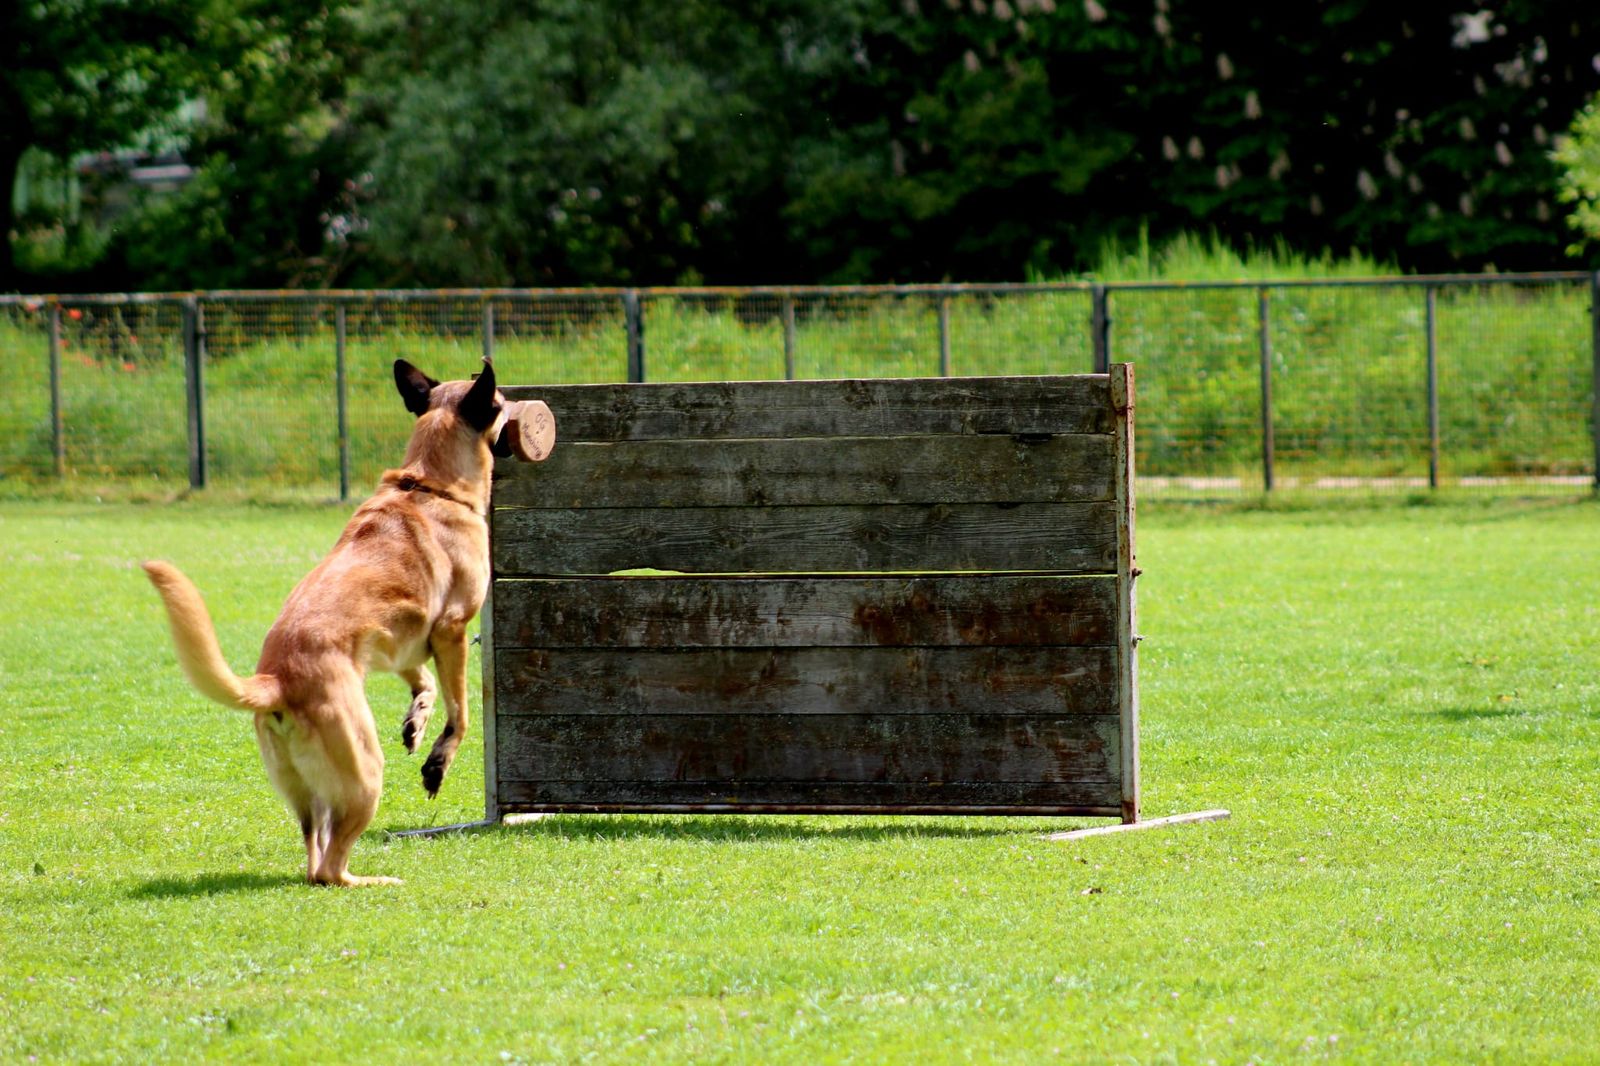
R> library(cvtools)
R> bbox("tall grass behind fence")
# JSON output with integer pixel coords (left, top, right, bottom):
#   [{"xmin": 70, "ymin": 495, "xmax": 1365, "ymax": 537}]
[
  {"xmin": 1, "ymin": 276, "xmax": 1594, "ymax": 498},
  {"xmin": 1113, "ymin": 288, "xmax": 1265, "ymax": 487},
  {"xmin": 0, "ymin": 301, "xmax": 52, "ymax": 481},
  {"xmin": 1108, "ymin": 277, "xmax": 1595, "ymax": 489},
  {"xmin": 1436, "ymin": 282, "xmax": 1593, "ymax": 479}
]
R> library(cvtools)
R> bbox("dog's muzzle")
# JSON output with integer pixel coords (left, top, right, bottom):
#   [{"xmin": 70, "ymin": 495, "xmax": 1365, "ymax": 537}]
[{"xmin": 491, "ymin": 423, "xmax": 515, "ymax": 458}]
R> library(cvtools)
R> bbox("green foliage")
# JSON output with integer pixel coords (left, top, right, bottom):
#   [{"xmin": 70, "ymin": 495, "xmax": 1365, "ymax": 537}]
[
  {"xmin": 783, "ymin": 3, "xmax": 1143, "ymax": 281},
  {"xmin": 1128, "ymin": 0, "xmax": 1597, "ymax": 271},
  {"xmin": 6, "ymin": 501, "xmax": 1600, "ymax": 1059},
  {"xmin": 2, "ymin": 1, "xmax": 359, "ymax": 290},
  {"xmin": 1085, "ymin": 230, "xmax": 1395, "ymax": 283},
  {"xmin": 348, "ymin": 0, "xmax": 835, "ymax": 286},
  {"xmin": 0, "ymin": 0, "xmax": 205, "ymax": 284},
  {"xmin": 108, "ymin": 0, "xmax": 363, "ymax": 289},
  {"xmin": 8, "ymin": 3, "xmax": 1600, "ymax": 288},
  {"xmin": 1555, "ymin": 95, "xmax": 1600, "ymax": 255},
  {"xmin": 316, "ymin": 0, "xmax": 1600, "ymax": 281}
]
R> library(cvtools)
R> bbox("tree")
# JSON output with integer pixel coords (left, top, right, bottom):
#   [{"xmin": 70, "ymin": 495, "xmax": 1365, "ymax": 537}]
[
  {"xmin": 780, "ymin": 2, "xmax": 1149, "ymax": 281},
  {"xmin": 3, "ymin": 0, "xmax": 360, "ymax": 292},
  {"xmin": 1, "ymin": 0, "xmax": 204, "ymax": 289},
  {"xmin": 349, "ymin": 0, "xmax": 840, "ymax": 286},
  {"xmin": 1555, "ymin": 96, "xmax": 1600, "ymax": 256},
  {"xmin": 14, "ymin": 1, "xmax": 1600, "ymax": 289},
  {"xmin": 1132, "ymin": 0, "xmax": 1600, "ymax": 270},
  {"xmin": 111, "ymin": 0, "xmax": 361, "ymax": 289}
]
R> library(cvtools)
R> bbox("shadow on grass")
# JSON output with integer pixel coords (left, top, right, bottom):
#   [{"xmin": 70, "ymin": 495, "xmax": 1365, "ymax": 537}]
[
  {"xmin": 1432, "ymin": 705, "xmax": 1527, "ymax": 722},
  {"xmin": 1443, "ymin": 497, "xmax": 1597, "ymax": 523},
  {"xmin": 385, "ymin": 813, "xmax": 1089, "ymax": 843},
  {"xmin": 129, "ymin": 871, "xmax": 302, "ymax": 898}
]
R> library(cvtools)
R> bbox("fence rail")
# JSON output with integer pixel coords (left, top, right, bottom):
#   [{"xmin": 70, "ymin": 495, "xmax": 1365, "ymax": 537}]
[{"xmin": 3, "ymin": 274, "xmax": 1597, "ymax": 498}]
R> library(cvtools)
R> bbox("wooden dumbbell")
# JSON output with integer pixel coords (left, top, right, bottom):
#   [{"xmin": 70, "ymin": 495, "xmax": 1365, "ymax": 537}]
[{"xmin": 503, "ymin": 399, "xmax": 556, "ymax": 462}]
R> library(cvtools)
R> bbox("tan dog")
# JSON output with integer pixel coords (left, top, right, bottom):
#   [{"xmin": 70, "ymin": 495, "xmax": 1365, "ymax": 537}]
[{"xmin": 143, "ymin": 360, "xmax": 511, "ymax": 886}]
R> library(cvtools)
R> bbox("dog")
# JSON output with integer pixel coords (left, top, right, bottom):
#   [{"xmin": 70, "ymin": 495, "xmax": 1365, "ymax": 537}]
[{"xmin": 143, "ymin": 359, "xmax": 512, "ymax": 886}]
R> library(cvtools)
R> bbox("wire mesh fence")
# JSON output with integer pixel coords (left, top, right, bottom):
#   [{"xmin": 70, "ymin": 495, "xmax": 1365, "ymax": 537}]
[{"xmin": 1, "ymin": 276, "xmax": 1594, "ymax": 498}]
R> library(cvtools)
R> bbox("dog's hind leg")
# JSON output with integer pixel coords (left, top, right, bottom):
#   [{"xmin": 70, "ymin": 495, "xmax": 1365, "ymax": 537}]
[
  {"xmin": 302, "ymin": 802, "xmax": 332, "ymax": 883},
  {"xmin": 302, "ymin": 681, "xmax": 401, "ymax": 887},
  {"xmin": 314, "ymin": 788, "xmax": 398, "ymax": 887},
  {"xmin": 256, "ymin": 713, "xmax": 331, "ymax": 884},
  {"xmin": 420, "ymin": 623, "xmax": 470, "ymax": 798},
  {"xmin": 399, "ymin": 664, "xmax": 436, "ymax": 754}
]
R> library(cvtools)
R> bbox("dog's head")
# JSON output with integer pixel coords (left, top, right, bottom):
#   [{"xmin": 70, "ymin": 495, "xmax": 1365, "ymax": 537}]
[{"xmin": 393, "ymin": 358, "xmax": 516, "ymax": 459}]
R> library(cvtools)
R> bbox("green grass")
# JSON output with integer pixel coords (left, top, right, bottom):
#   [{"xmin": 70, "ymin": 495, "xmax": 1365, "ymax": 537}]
[
  {"xmin": 4, "ymin": 498, "xmax": 1600, "ymax": 1061},
  {"xmin": 1083, "ymin": 229, "xmax": 1401, "ymax": 283}
]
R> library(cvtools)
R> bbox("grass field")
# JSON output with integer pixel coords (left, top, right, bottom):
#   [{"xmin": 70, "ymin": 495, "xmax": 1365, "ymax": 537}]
[{"xmin": 4, "ymin": 497, "xmax": 1600, "ymax": 1062}]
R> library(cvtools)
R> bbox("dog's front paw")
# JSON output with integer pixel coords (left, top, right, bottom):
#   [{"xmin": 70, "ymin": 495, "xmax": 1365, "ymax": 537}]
[
  {"xmin": 421, "ymin": 752, "xmax": 448, "ymax": 798},
  {"xmin": 402, "ymin": 691, "xmax": 435, "ymax": 753}
]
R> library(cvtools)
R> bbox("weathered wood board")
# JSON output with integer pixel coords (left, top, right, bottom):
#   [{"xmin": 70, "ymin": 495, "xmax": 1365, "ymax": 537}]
[
  {"xmin": 498, "ymin": 377, "xmax": 1117, "ymax": 441},
  {"xmin": 491, "ymin": 434, "xmax": 1115, "ymax": 509},
  {"xmin": 492, "ymin": 575, "xmax": 1118, "ymax": 649},
  {"xmin": 495, "ymin": 714, "xmax": 1120, "ymax": 787},
  {"xmin": 493, "ymin": 502, "xmax": 1119, "ymax": 575},
  {"xmin": 486, "ymin": 371, "xmax": 1139, "ymax": 821},
  {"xmin": 492, "ymin": 646, "xmax": 1118, "ymax": 718}
]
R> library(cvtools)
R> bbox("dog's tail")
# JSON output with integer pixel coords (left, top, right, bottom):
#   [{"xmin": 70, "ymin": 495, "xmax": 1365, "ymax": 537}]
[{"xmin": 142, "ymin": 561, "xmax": 281, "ymax": 712}]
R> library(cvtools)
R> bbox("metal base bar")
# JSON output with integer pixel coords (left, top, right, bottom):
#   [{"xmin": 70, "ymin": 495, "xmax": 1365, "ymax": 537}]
[
  {"xmin": 1042, "ymin": 808, "xmax": 1231, "ymax": 842},
  {"xmin": 394, "ymin": 810, "xmax": 1229, "ymax": 841},
  {"xmin": 390, "ymin": 813, "xmax": 549, "ymax": 839}
]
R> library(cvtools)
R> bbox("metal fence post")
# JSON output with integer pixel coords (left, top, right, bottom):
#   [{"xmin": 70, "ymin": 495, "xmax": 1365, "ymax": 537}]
[
  {"xmin": 482, "ymin": 301, "xmax": 495, "ymax": 365},
  {"xmin": 1091, "ymin": 285, "xmax": 1110, "ymax": 373},
  {"xmin": 781, "ymin": 295, "xmax": 797, "ymax": 380},
  {"xmin": 335, "ymin": 303, "xmax": 350, "ymax": 502},
  {"xmin": 182, "ymin": 295, "xmax": 207, "ymax": 490},
  {"xmin": 1258, "ymin": 288, "xmax": 1275, "ymax": 492},
  {"xmin": 624, "ymin": 290, "xmax": 645, "ymax": 383},
  {"xmin": 937, "ymin": 294, "xmax": 951, "ymax": 377},
  {"xmin": 1426, "ymin": 286, "xmax": 1440, "ymax": 489},
  {"xmin": 1592, "ymin": 270, "xmax": 1600, "ymax": 493},
  {"xmin": 48, "ymin": 304, "xmax": 64, "ymax": 478}
]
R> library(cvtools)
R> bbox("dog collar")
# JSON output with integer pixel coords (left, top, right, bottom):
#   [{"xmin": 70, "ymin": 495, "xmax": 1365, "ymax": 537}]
[{"xmin": 385, "ymin": 473, "xmax": 484, "ymax": 517}]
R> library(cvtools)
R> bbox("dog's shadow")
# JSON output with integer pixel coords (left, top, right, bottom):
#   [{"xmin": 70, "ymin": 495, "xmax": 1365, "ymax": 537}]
[{"xmin": 129, "ymin": 871, "xmax": 302, "ymax": 898}]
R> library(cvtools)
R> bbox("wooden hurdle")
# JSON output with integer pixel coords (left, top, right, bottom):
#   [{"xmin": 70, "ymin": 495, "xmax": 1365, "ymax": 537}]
[{"xmin": 466, "ymin": 365, "xmax": 1226, "ymax": 835}]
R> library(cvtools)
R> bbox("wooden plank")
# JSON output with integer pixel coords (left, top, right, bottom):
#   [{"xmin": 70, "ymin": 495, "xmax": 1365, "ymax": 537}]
[
  {"xmin": 492, "ymin": 434, "xmax": 1115, "ymax": 508},
  {"xmin": 495, "ymin": 779, "xmax": 1124, "ymax": 815},
  {"xmin": 1111, "ymin": 362, "xmax": 1140, "ymax": 824},
  {"xmin": 494, "ymin": 646, "xmax": 1119, "ymax": 717},
  {"xmin": 500, "ymin": 375, "xmax": 1114, "ymax": 442},
  {"xmin": 495, "ymin": 713, "xmax": 1119, "ymax": 786},
  {"xmin": 492, "ymin": 574, "xmax": 1118, "ymax": 649},
  {"xmin": 1043, "ymin": 809, "xmax": 1231, "ymax": 841},
  {"xmin": 492, "ymin": 502, "xmax": 1118, "ymax": 576},
  {"xmin": 481, "ymin": 560, "xmax": 499, "ymax": 823}
]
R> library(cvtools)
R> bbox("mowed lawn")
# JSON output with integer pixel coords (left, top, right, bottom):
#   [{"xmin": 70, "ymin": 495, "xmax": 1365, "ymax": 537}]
[{"xmin": 2, "ymin": 498, "xmax": 1599, "ymax": 1063}]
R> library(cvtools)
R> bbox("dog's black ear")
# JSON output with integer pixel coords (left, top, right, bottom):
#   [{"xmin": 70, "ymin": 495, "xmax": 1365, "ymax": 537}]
[
  {"xmin": 394, "ymin": 360, "xmax": 440, "ymax": 417},
  {"xmin": 459, "ymin": 360, "xmax": 499, "ymax": 433}
]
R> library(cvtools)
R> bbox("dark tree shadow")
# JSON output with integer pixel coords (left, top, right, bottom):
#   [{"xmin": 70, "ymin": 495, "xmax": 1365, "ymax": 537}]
[{"xmin": 129, "ymin": 871, "xmax": 302, "ymax": 898}]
